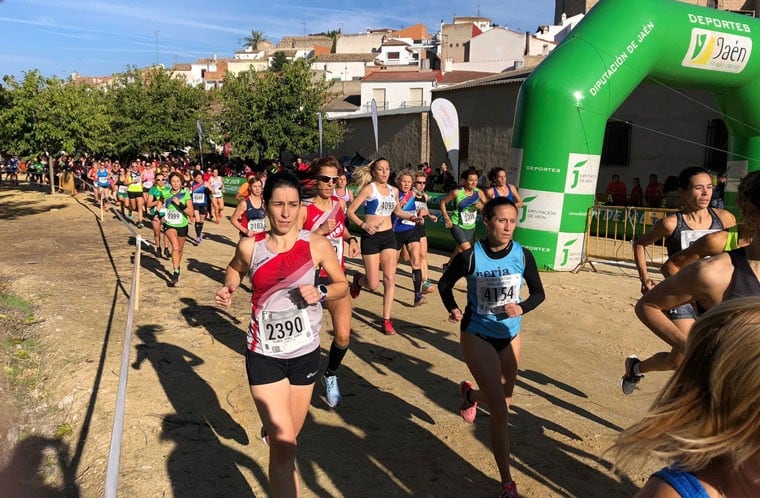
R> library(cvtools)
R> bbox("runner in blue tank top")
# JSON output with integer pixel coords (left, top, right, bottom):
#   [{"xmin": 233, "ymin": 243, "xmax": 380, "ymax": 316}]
[
  {"xmin": 485, "ymin": 167, "xmax": 523, "ymax": 207},
  {"xmin": 438, "ymin": 197, "xmax": 545, "ymax": 498}
]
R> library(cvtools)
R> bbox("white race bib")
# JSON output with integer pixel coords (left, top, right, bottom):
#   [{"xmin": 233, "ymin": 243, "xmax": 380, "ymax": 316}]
[
  {"xmin": 247, "ymin": 218, "xmax": 266, "ymax": 233},
  {"xmin": 192, "ymin": 192, "xmax": 206, "ymax": 204},
  {"xmin": 680, "ymin": 229, "xmax": 721, "ymax": 249},
  {"xmin": 258, "ymin": 308, "xmax": 313, "ymax": 354},
  {"xmin": 118, "ymin": 185, "xmax": 128, "ymax": 193},
  {"xmin": 165, "ymin": 210, "xmax": 182, "ymax": 224},
  {"xmin": 329, "ymin": 237, "xmax": 344, "ymax": 261},
  {"xmin": 460, "ymin": 210, "xmax": 477, "ymax": 226},
  {"xmin": 475, "ymin": 273, "xmax": 522, "ymax": 315}
]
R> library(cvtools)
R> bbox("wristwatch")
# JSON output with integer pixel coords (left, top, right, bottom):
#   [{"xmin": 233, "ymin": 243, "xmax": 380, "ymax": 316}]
[{"xmin": 317, "ymin": 284, "xmax": 328, "ymax": 303}]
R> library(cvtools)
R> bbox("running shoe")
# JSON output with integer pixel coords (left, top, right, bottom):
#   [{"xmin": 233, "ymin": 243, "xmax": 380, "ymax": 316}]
[
  {"xmin": 196, "ymin": 236, "xmax": 202, "ymax": 245},
  {"xmin": 168, "ymin": 271, "xmax": 180, "ymax": 287},
  {"xmin": 323, "ymin": 374, "xmax": 342, "ymax": 408},
  {"xmin": 621, "ymin": 355, "xmax": 644, "ymax": 395},
  {"xmin": 459, "ymin": 380, "xmax": 478, "ymax": 423},
  {"xmin": 499, "ymin": 480, "xmax": 520, "ymax": 498},
  {"xmin": 163, "ymin": 248, "xmax": 171, "ymax": 259},
  {"xmin": 260, "ymin": 426, "xmax": 270, "ymax": 446},
  {"xmin": 382, "ymin": 319, "xmax": 397, "ymax": 335},
  {"xmin": 421, "ymin": 279, "xmax": 436, "ymax": 294},
  {"xmin": 414, "ymin": 293, "xmax": 427, "ymax": 306},
  {"xmin": 350, "ymin": 273, "xmax": 362, "ymax": 299},
  {"xmin": 136, "ymin": 221, "xmax": 144, "ymax": 229}
]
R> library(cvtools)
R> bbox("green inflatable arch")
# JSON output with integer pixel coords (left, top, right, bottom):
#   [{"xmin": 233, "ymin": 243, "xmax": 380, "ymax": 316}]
[{"xmin": 510, "ymin": 0, "xmax": 758, "ymax": 270}]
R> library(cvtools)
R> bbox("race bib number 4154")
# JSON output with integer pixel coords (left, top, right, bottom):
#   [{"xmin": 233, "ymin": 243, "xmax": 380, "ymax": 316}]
[{"xmin": 475, "ymin": 273, "xmax": 521, "ymax": 315}]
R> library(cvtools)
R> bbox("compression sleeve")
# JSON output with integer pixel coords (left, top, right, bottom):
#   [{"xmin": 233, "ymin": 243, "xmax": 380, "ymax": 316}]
[{"xmin": 519, "ymin": 248, "xmax": 545, "ymax": 314}]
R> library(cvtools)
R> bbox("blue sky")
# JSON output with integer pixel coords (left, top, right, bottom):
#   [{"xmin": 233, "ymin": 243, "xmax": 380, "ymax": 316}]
[{"xmin": 0, "ymin": 0, "xmax": 556, "ymax": 80}]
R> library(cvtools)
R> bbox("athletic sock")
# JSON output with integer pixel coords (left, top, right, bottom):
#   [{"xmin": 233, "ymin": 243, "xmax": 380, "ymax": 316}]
[
  {"xmin": 633, "ymin": 362, "xmax": 641, "ymax": 376},
  {"xmin": 326, "ymin": 341, "xmax": 348, "ymax": 373},
  {"xmin": 412, "ymin": 268, "xmax": 422, "ymax": 295},
  {"xmin": 195, "ymin": 222, "xmax": 203, "ymax": 238}
]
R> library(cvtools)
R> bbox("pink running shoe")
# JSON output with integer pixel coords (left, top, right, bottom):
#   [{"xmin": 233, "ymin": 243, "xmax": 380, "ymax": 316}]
[
  {"xmin": 499, "ymin": 480, "xmax": 519, "ymax": 498},
  {"xmin": 459, "ymin": 380, "xmax": 477, "ymax": 423},
  {"xmin": 382, "ymin": 319, "xmax": 397, "ymax": 335}
]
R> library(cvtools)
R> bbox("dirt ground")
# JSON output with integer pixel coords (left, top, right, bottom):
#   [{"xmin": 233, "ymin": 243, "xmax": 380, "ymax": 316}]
[{"xmin": 0, "ymin": 185, "xmax": 670, "ymax": 497}]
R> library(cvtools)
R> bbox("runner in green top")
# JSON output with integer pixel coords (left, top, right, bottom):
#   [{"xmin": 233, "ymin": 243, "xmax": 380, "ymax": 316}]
[
  {"xmin": 439, "ymin": 167, "xmax": 487, "ymax": 267},
  {"xmin": 146, "ymin": 174, "xmax": 171, "ymax": 258},
  {"xmin": 162, "ymin": 172, "xmax": 194, "ymax": 287}
]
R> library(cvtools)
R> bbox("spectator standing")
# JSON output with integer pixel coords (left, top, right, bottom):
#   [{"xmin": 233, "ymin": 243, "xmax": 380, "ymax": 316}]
[
  {"xmin": 629, "ymin": 177, "xmax": 643, "ymax": 206},
  {"xmin": 605, "ymin": 174, "xmax": 627, "ymax": 205},
  {"xmin": 644, "ymin": 173, "xmax": 663, "ymax": 208}
]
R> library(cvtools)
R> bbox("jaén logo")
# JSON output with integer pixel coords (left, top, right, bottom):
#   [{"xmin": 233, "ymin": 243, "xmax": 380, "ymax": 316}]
[{"xmin": 682, "ymin": 28, "xmax": 752, "ymax": 73}]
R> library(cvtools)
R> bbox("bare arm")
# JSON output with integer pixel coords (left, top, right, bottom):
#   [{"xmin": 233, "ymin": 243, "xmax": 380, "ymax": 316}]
[
  {"xmin": 346, "ymin": 185, "xmax": 375, "ymax": 234},
  {"xmin": 509, "ymin": 184, "xmax": 523, "ymax": 208},
  {"xmin": 662, "ymin": 230, "xmax": 728, "ymax": 277},
  {"xmin": 635, "ymin": 254, "xmax": 731, "ymax": 352},
  {"xmin": 633, "ymin": 216, "xmax": 675, "ymax": 294},
  {"xmin": 229, "ymin": 199, "xmax": 248, "ymax": 234},
  {"xmin": 439, "ymin": 189, "xmax": 457, "ymax": 229},
  {"xmin": 297, "ymin": 235, "xmax": 348, "ymax": 304}
]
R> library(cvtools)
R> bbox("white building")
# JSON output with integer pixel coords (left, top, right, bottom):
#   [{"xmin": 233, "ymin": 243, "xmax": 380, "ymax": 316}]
[{"xmin": 359, "ymin": 70, "xmax": 441, "ymax": 112}]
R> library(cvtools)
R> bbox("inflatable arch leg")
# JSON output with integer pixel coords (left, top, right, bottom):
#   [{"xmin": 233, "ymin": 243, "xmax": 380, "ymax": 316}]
[{"xmin": 510, "ymin": 0, "xmax": 760, "ymax": 270}]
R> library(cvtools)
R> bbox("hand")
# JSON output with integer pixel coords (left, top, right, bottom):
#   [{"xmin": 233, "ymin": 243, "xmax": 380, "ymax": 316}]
[
  {"xmin": 298, "ymin": 284, "xmax": 323, "ymax": 305},
  {"xmin": 448, "ymin": 308, "xmax": 463, "ymax": 323},
  {"xmin": 318, "ymin": 218, "xmax": 337, "ymax": 236},
  {"xmin": 348, "ymin": 240, "xmax": 360, "ymax": 258},
  {"xmin": 362, "ymin": 222, "xmax": 377, "ymax": 236},
  {"xmin": 640, "ymin": 278, "xmax": 655, "ymax": 295},
  {"xmin": 444, "ymin": 219, "xmax": 453, "ymax": 229},
  {"xmin": 215, "ymin": 286, "xmax": 235, "ymax": 308},
  {"xmin": 503, "ymin": 303, "xmax": 523, "ymax": 318}
]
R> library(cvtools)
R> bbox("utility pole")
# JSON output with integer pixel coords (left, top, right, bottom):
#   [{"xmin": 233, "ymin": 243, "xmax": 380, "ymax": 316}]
[{"xmin": 155, "ymin": 31, "xmax": 159, "ymax": 66}]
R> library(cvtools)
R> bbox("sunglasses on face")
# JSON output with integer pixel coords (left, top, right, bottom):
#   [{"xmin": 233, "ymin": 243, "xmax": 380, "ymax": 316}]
[{"xmin": 317, "ymin": 175, "xmax": 339, "ymax": 184}]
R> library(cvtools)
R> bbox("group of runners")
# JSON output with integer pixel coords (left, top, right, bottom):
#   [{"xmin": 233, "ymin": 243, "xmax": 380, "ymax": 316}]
[
  {"xmin": 214, "ymin": 156, "xmax": 543, "ymax": 498},
  {"xmin": 84, "ymin": 159, "xmax": 228, "ymax": 286},
  {"xmin": 69, "ymin": 153, "xmax": 759, "ymax": 497}
]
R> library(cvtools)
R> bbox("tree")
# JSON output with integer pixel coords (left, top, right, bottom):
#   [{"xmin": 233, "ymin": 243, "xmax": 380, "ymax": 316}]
[
  {"xmin": 243, "ymin": 29, "xmax": 265, "ymax": 50},
  {"xmin": 269, "ymin": 52, "xmax": 289, "ymax": 72},
  {"xmin": 218, "ymin": 58, "xmax": 343, "ymax": 161},
  {"xmin": 107, "ymin": 67, "xmax": 207, "ymax": 157}
]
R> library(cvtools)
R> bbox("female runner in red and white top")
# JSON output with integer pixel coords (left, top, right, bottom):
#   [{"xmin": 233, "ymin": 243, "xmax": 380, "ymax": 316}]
[
  {"xmin": 298, "ymin": 156, "xmax": 359, "ymax": 408},
  {"xmin": 215, "ymin": 171, "xmax": 348, "ymax": 498}
]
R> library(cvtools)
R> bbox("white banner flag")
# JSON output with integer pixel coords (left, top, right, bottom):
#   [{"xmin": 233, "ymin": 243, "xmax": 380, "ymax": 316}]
[
  {"xmin": 430, "ymin": 98, "xmax": 460, "ymax": 178},
  {"xmin": 370, "ymin": 99, "xmax": 379, "ymax": 155}
]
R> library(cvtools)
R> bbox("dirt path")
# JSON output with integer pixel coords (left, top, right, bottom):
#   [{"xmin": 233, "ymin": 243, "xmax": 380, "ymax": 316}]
[{"xmin": 0, "ymin": 186, "xmax": 669, "ymax": 497}]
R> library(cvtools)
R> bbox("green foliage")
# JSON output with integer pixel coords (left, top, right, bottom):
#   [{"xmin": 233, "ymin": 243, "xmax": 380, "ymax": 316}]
[
  {"xmin": 270, "ymin": 52, "xmax": 290, "ymax": 72},
  {"xmin": 108, "ymin": 67, "xmax": 207, "ymax": 157},
  {"xmin": 243, "ymin": 29, "xmax": 265, "ymax": 50},
  {"xmin": 218, "ymin": 58, "xmax": 343, "ymax": 161}
]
